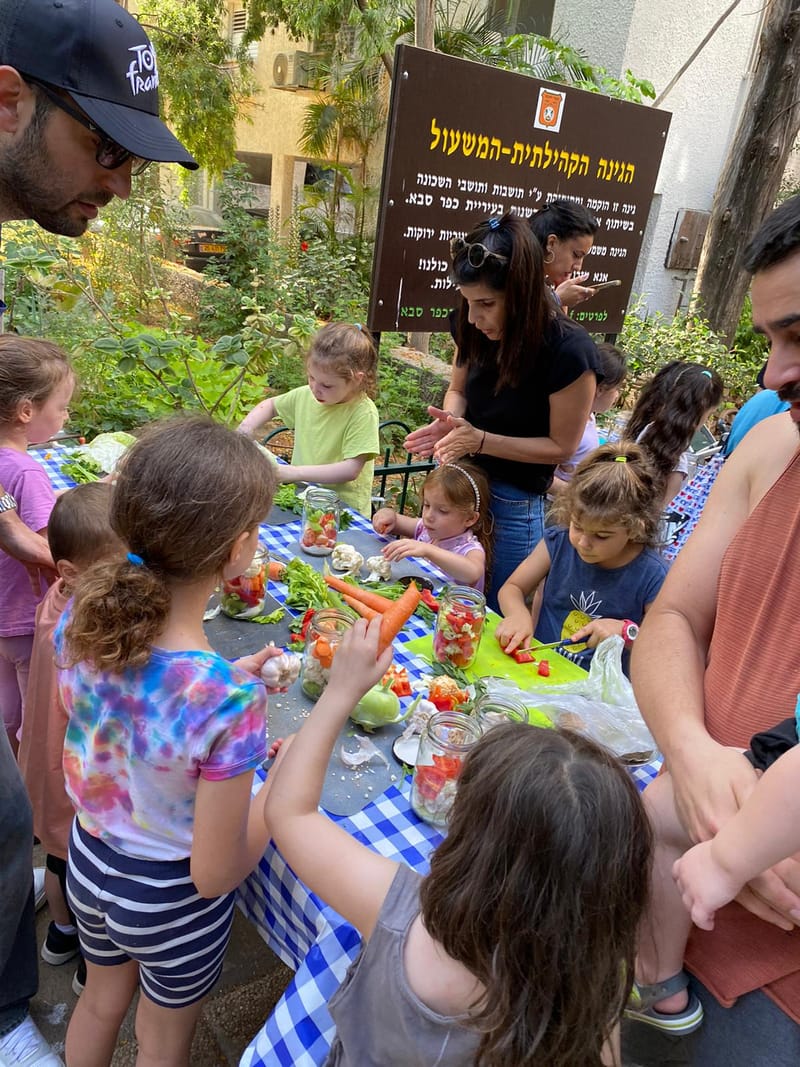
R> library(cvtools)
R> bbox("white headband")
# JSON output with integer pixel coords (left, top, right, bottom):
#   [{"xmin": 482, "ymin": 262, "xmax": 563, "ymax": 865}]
[{"xmin": 444, "ymin": 464, "xmax": 481, "ymax": 512}]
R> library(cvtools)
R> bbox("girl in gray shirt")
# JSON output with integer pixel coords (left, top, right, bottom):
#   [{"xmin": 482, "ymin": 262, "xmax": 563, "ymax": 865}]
[{"xmin": 264, "ymin": 617, "xmax": 652, "ymax": 1065}]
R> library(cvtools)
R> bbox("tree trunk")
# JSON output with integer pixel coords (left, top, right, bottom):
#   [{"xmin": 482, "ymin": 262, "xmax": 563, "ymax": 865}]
[
  {"xmin": 693, "ymin": 0, "xmax": 800, "ymax": 344},
  {"xmin": 409, "ymin": 0, "xmax": 436, "ymax": 356}
]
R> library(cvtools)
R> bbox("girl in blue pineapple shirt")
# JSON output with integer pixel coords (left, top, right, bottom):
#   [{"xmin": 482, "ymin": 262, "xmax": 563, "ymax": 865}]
[{"xmin": 496, "ymin": 441, "xmax": 668, "ymax": 672}]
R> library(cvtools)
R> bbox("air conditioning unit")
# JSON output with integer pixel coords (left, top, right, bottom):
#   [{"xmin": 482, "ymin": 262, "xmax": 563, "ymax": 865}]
[{"xmin": 272, "ymin": 50, "xmax": 314, "ymax": 89}]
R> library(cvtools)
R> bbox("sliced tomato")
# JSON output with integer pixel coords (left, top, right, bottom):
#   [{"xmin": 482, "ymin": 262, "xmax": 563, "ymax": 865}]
[{"xmin": 420, "ymin": 588, "xmax": 439, "ymax": 612}]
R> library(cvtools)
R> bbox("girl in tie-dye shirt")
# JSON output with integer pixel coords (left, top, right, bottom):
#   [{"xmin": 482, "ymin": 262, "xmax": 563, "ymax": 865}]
[{"xmin": 57, "ymin": 417, "xmax": 285, "ymax": 1064}]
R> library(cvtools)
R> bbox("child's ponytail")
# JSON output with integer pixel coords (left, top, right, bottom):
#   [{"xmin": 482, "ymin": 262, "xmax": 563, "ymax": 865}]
[
  {"xmin": 65, "ymin": 556, "xmax": 171, "ymax": 671},
  {"xmin": 550, "ymin": 441, "xmax": 663, "ymax": 546},
  {"xmin": 63, "ymin": 416, "xmax": 276, "ymax": 673},
  {"xmin": 308, "ymin": 323, "xmax": 378, "ymax": 397}
]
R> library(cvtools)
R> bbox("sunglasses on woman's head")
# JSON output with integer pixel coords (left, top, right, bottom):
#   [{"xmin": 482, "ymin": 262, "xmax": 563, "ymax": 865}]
[
  {"xmin": 449, "ymin": 237, "xmax": 509, "ymax": 269},
  {"xmin": 26, "ymin": 78, "xmax": 151, "ymax": 176}
]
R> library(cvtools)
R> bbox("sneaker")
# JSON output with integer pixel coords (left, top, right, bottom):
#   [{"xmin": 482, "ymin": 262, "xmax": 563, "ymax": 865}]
[
  {"xmin": 72, "ymin": 957, "xmax": 86, "ymax": 996},
  {"xmin": 0, "ymin": 1014, "xmax": 64, "ymax": 1066},
  {"xmin": 40, "ymin": 923, "xmax": 79, "ymax": 966},
  {"xmin": 32, "ymin": 868, "xmax": 46, "ymax": 913}
]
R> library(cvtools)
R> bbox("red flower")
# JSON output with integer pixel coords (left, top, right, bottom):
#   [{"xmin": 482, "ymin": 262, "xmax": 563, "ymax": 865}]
[{"xmin": 300, "ymin": 241, "xmax": 309, "ymax": 252}]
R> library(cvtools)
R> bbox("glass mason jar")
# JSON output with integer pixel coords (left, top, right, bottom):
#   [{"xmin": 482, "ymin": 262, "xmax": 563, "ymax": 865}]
[
  {"xmin": 432, "ymin": 585, "xmax": 486, "ymax": 671},
  {"xmin": 220, "ymin": 546, "xmax": 268, "ymax": 620},
  {"xmin": 301, "ymin": 488, "xmax": 340, "ymax": 556},
  {"xmin": 411, "ymin": 711, "xmax": 483, "ymax": 827},
  {"xmin": 473, "ymin": 694, "xmax": 528, "ymax": 731},
  {"xmin": 300, "ymin": 608, "xmax": 354, "ymax": 700}
]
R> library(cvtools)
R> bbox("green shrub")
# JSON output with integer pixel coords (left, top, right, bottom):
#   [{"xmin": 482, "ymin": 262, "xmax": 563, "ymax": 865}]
[{"xmin": 619, "ymin": 298, "xmax": 764, "ymax": 408}]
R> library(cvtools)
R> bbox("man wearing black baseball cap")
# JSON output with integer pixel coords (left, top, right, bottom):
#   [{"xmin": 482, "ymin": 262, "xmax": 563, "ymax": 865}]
[
  {"xmin": 0, "ymin": 2, "xmax": 196, "ymax": 1064},
  {"xmin": 0, "ymin": 0, "xmax": 196, "ymax": 236}
]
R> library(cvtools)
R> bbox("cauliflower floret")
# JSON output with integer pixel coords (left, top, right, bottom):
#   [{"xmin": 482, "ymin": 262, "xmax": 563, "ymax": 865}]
[
  {"xmin": 365, "ymin": 555, "xmax": 392, "ymax": 582},
  {"xmin": 331, "ymin": 543, "xmax": 365, "ymax": 575}
]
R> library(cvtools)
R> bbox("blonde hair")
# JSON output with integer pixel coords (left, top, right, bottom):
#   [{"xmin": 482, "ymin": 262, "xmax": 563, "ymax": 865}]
[
  {"xmin": 64, "ymin": 416, "xmax": 276, "ymax": 673},
  {"xmin": 0, "ymin": 335, "xmax": 73, "ymax": 425},
  {"xmin": 549, "ymin": 441, "xmax": 662, "ymax": 546},
  {"xmin": 307, "ymin": 323, "xmax": 377, "ymax": 398}
]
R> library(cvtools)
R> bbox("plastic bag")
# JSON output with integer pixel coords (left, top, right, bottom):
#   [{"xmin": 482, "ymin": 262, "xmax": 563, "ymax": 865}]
[{"xmin": 512, "ymin": 636, "xmax": 657, "ymax": 763}]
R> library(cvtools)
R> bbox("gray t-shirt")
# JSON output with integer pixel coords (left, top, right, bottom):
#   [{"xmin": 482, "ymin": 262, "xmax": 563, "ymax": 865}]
[{"xmin": 325, "ymin": 864, "xmax": 481, "ymax": 1066}]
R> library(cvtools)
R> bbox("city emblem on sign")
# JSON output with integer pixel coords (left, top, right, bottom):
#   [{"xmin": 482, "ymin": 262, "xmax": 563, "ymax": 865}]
[{"xmin": 533, "ymin": 87, "xmax": 566, "ymax": 133}]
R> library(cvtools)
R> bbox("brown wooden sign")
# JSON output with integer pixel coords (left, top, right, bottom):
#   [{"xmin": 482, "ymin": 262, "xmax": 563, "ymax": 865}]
[{"xmin": 368, "ymin": 45, "xmax": 671, "ymax": 334}]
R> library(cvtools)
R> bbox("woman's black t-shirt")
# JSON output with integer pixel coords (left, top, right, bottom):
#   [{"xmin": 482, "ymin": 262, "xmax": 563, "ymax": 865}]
[{"xmin": 461, "ymin": 315, "xmax": 599, "ymax": 495}]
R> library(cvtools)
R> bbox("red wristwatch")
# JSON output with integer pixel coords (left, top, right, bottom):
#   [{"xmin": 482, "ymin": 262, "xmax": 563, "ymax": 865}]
[{"xmin": 621, "ymin": 620, "xmax": 639, "ymax": 647}]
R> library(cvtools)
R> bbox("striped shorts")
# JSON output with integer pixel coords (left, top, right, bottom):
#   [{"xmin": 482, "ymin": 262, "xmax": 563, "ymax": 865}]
[{"xmin": 66, "ymin": 819, "xmax": 236, "ymax": 1008}]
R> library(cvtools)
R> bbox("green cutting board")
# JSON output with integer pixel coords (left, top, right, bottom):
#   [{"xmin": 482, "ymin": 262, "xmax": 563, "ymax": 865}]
[{"xmin": 403, "ymin": 613, "xmax": 587, "ymax": 728}]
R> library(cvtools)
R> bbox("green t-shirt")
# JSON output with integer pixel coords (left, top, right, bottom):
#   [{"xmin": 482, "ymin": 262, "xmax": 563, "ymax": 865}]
[{"xmin": 274, "ymin": 386, "xmax": 379, "ymax": 516}]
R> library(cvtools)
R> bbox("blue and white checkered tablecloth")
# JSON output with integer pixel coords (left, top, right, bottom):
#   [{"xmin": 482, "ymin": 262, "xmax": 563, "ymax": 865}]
[
  {"xmin": 32, "ymin": 446, "xmax": 74, "ymax": 492},
  {"xmin": 237, "ymin": 776, "xmax": 443, "ymax": 1067},
  {"xmin": 33, "ymin": 446, "xmax": 662, "ymax": 1067}
]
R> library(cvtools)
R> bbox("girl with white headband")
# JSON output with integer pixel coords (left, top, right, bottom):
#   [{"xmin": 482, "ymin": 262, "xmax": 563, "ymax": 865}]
[{"xmin": 372, "ymin": 462, "xmax": 490, "ymax": 591}]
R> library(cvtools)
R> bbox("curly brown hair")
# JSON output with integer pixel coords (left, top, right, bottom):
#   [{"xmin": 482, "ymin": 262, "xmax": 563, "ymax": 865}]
[
  {"xmin": 420, "ymin": 724, "xmax": 652, "ymax": 1066},
  {"xmin": 63, "ymin": 416, "xmax": 276, "ymax": 673},
  {"xmin": 307, "ymin": 322, "xmax": 378, "ymax": 398},
  {"xmin": 549, "ymin": 441, "xmax": 663, "ymax": 546}
]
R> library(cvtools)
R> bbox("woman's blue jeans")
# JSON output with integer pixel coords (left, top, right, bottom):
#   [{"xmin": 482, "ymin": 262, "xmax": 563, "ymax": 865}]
[{"xmin": 487, "ymin": 481, "xmax": 546, "ymax": 611}]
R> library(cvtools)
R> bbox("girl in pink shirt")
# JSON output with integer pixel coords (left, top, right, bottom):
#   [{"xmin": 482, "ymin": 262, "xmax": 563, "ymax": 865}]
[
  {"xmin": 372, "ymin": 462, "xmax": 491, "ymax": 591},
  {"xmin": 0, "ymin": 336, "xmax": 74, "ymax": 752}
]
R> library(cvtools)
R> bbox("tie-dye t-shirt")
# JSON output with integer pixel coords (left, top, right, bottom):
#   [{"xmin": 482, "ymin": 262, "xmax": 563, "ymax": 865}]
[{"xmin": 54, "ymin": 614, "xmax": 267, "ymax": 862}]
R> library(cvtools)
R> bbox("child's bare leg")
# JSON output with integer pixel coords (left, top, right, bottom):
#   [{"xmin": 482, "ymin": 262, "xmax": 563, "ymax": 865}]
[
  {"xmin": 637, "ymin": 772, "xmax": 694, "ymax": 1012},
  {"xmin": 44, "ymin": 866, "xmax": 72, "ymax": 926},
  {"xmin": 65, "ymin": 958, "xmax": 140, "ymax": 1067},
  {"xmin": 134, "ymin": 993, "xmax": 206, "ymax": 1067}
]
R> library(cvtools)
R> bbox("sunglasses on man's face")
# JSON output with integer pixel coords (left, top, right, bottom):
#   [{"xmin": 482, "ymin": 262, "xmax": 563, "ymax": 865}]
[
  {"xmin": 449, "ymin": 236, "xmax": 509, "ymax": 269},
  {"xmin": 27, "ymin": 78, "xmax": 151, "ymax": 176}
]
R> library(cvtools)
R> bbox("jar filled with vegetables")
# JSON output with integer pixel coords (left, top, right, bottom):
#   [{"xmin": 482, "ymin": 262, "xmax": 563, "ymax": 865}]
[
  {"xmin": 411, "ymin": 711, "xmax": 483, "ymax": 827},
  {"xmin": 221, "ymin": 546, "xmax": 269, "ymax": 619},
  {"xmin": 300, "ymin": 609, "xmax": 354, "ymax": 699},
  {"xmin": 473, "ymin": 694, "xmax": 528, "ymax": 731},
  {"xmin": 301, "ymin": 488, "xmax": 340, "ymax": 556},
  {"xmin": 432, "ymin": 585, "xmax": 486, "ymax": 670}
]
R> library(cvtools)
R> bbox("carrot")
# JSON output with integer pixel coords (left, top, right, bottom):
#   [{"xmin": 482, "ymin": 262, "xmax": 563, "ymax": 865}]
[
  {"xmin": 268, "ymin": 560, "xmax": 287, "ymax": 581},
  {"xmin": 342, "ymin": 594, "xmax": 381, "ymax": 621},
  {"xmin": 324, "ymin": 574, "xmax": 390, "ymax": 613},
  {"xmin": 378, "ymin": 581, "xmax": 421, "ymax": 653},
  {"xmin": 313, "ymin": 636, "xmax": 334, "ymax": 669}
]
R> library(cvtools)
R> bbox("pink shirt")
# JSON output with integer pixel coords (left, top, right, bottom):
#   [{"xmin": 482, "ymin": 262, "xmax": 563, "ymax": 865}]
[
  {"xmin": 0, "ymin": 448, "xmax": 55, "ymax": 636},
  {"xmin": 413, "ymin": 519, "xmax": 485, "ymax": 591}
]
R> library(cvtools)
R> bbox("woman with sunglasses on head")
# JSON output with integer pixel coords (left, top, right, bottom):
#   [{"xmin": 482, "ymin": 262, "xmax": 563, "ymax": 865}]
[
  {"xmin": 529, "ymin": 199, "xmax": 600, "ymax": 311},
  {"xmin": 405, "ymin": 213, "xmax": 599, "ymax": 608}
]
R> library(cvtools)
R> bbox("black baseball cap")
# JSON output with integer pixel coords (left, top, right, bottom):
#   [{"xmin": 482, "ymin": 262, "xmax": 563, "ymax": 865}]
[{"xmin": 0, "ymin": 0, "xmax": 197, "ymax": 169}]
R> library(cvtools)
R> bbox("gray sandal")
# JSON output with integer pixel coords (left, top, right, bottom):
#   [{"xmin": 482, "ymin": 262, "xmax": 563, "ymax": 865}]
[{"xmin": 624, "ymin": 970, "xmax": 704, "ymax": 1036}]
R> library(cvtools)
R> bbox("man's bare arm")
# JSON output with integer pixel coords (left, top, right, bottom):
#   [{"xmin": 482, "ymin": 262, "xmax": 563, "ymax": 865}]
[{"xmin": 632, "ymin": 418, "xmax": 795, "ymax": 842}]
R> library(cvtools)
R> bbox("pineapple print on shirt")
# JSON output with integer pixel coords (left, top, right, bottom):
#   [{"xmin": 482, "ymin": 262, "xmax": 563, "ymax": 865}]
[{"xmin": 562, "ymin": 590, "xmax": 603, "ymax": 651}]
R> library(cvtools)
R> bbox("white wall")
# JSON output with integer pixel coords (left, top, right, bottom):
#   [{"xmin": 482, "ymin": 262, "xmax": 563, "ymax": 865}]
[{"xmin": 551, "ymin": 0, "xmax": 762, "ymax": 318}]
